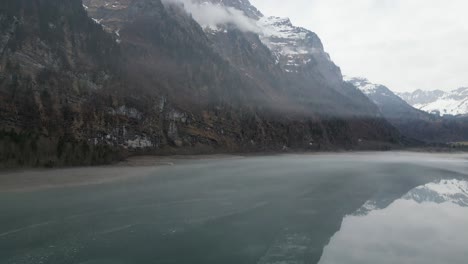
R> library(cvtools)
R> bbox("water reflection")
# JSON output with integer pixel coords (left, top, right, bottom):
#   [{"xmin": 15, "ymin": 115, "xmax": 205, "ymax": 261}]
[{"xmin": 319, "ymin": 179, "xmax": 468, "ymax": 264}]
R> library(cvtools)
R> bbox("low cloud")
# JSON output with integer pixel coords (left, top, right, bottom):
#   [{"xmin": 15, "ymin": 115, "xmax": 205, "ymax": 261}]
[{"xmin": 162, "ymin": 0, "xmax": 261, "ymax": 33}]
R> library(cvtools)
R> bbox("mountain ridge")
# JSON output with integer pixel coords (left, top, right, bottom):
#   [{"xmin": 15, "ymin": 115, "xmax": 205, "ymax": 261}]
[
  {"xmin": 399, "ymin": 88, "xmax": 468, "ymax": 116},
  {"xmin": 0, "ymin": 0, "xmax": 402, "ymax": 167},
  {"xmin": 347, "ymin": 77, "xmax": 468, "ymax": 142}
]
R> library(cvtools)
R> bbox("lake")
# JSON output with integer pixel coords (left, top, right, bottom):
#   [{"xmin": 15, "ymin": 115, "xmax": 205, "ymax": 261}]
[{"xmin": 1, "ymin": 152, "xmax": 467, "ymax": 264}]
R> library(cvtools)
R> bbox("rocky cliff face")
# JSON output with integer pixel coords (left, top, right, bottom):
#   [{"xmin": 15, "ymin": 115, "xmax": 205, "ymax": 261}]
[
  {"xmin": 258, "ymin": 16, "xmax": 342, "ymax": 88},
  {"xmin": 0, "ymin": 0, "xmax": 401, "ymax": 167},
  {"xmin": 191, "ymin": 0, "xmax": 380, "ymax": 117},
  {"xmin": 197, "ymin": 0, "xmax": 346, "ymax": 92}
]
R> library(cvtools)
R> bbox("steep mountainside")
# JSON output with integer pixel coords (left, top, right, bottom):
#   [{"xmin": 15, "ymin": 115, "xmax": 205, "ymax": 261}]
[
  {"xmin": 258, "ymin": 16, "xmax": 342, "ymax": 88},
  {"xmin": 399, "ymin": 88, "xmax": 468, "ymax": 116},
  {"xmin": 348, "ymin": 77, "xmax": 468, "ymax": 142},
  {"xmin": 0, "ymin": 0, "xmax": 125, "ymax": 166},
  {"xmin": 205, "ymin": 0, "xmax": 350, "ymax": 92},
  {"xmin": 198, "ymin": 0, "xmax": 380, "ymax": 116},
  {"xmin": 0, "ymin": 0, "xmax": 401, "ymax": 167}
]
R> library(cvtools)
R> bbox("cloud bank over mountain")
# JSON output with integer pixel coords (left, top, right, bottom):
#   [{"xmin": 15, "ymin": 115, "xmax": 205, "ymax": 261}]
[{"xmin": 163, "ymin": 0, "xmax": 261, "ymax": 33}]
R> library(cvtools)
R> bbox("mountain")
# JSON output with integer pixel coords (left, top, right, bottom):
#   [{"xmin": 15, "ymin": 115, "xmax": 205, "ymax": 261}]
[
  {"xmin": 197, "ymin": 0, "xmax": 380, "ymax": 116},
  {"xmin": 0, "ymin": 0, "xmax": 401, "ymax": 167},
  {"xmin": 397, "ymin": 89, "xmax": 445, "ymax": 106},
  {"xmin": 345, "ymin": 77, "xmax": 429, "ymax": 120},
  {"xmin": 347, "ymin": 77, "xmax": 468, "ymax": 143},
  {"xmin": 399, "ymin": 88, "xmax": 468, "ymax": 116},
  {"xmin": 82, "ymin": 0, "xmax": 387, "ymax": 118},
  {"xmin": 404, "ymin": 179, "xmax": 468, "ymax": 207}
]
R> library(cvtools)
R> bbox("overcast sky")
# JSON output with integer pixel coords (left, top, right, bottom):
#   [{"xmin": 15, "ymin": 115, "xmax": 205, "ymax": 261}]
[{"xmin": 250, "ymin": 0, "xmax": 468, "ymax": 92}]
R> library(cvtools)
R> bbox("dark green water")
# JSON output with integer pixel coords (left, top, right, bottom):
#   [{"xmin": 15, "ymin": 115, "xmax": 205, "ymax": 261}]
[{"xmin": 1, "ymin": 153, "xmax": 467, "ymax": 264}]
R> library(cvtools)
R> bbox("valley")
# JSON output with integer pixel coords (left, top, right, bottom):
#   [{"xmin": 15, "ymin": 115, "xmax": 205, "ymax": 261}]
[{"xmin": 0, "ymin": 0, "xmax": 467, "ymax": 168}]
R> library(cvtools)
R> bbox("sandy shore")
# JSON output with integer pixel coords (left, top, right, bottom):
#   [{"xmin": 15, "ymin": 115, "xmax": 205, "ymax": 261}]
[{"xmin": 0, "ymin": 154, "xmax": 243, "ymax": 192}]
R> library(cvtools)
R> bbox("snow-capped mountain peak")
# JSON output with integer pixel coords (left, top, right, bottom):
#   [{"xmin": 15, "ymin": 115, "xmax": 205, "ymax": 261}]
[
  {"xmin": 399, "ymin": 87, "xmax": 468, "ymax": 116},
  {"xmin": 345, "ymin": 77, "xmax": 397, "ymax": 97},
  {"xmin": 344, "ymin": 77, "xmax": 380, "ymax": 95},
  {"xmin": 185, "ymin": 0, "xmax": 342, "ymax": 81},
  {"xmin": 259, "ymin": 16, "xmax": 324, "ymax": 56},
  {"xmin": 257, "ymin": 15, "xmax": 331, "ymax": 72},
  {"xmin": 356, "ymin": 179, "xmax": 468, "ymax": 216},
  {"xmin": 254, "ymin": 15, "xmax": 344, "ymax": 88},
  {"xmin": 344, "ymin": 76, "xmax": 433, "ymax": 121},
  {"xmin": 404, "ymin": 179, "xmax": 468, "ymax": 206}
]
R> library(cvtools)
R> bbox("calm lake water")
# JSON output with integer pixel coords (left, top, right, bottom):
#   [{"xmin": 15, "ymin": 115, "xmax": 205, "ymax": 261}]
[{"xmin": 1, "ymin": 152, "xmax": 467, "ymax": 264}]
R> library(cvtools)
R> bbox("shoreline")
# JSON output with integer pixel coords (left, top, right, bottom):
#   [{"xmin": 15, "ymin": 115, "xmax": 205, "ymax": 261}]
[
  {"xmin": 0, "ymin": 154, "xmax": 245, "ymax": 193},
  {"xmin": 1, "ymin": 151, "xmax": 467, "ymax": 193}
]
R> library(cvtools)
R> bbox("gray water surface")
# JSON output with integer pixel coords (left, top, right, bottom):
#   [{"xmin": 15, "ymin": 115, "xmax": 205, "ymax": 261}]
[{"xmin": 1, "ymin": 152, "xmax": 467, "ymax": 264}]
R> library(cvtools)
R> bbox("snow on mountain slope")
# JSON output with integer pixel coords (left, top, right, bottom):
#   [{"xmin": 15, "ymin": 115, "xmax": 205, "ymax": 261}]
[
  {"xmin": 345, "ymin": 77, "xmax": 383, "ymax": 95},
  {"xmin": 344, "ymin": 77, "xmax": 411, "ymax": 108},
  {"xmin": 399, "ymin": 88, "xmax": 468, "ymax": 116},
  {"xmin": 178, "ymin": 0, "xmax": 341, "ymax": 78},
  {"xmin": 356, "ymin": 179, "xmax": 468, "ymax": 216},
  {"xmin": 345, "ymin": 77, "xmax": 435, "ymax": 122},
  {"xmin": 404, "ymin": 179, "xmax": 468, "ymax": 206},
  {"xmin": 397, "ymin": 89, "xmax": 445, "ymax": 106},
  {"xmin": 351, "ymin": 77, "xmax": 468, "ymax": 117},
  {"xmin": 82, "ymin": 0, "xmax": 132, "ymax": 34},
  {"xmin": 258, "ymin": 16, "xmax": 332, "ymax": 73}
]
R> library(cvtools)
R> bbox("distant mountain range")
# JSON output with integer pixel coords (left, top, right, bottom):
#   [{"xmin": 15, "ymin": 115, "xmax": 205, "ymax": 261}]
[
  {"xmin": 347, "ymin": 77, "xmax": 468, "ymax": 142},
  {"xmin": 356, "ymin": 178, "xmax": 468, "ymax": 216},
  {"xmin": 398, "ymin": 88, "xmax": 468, "ymax": 117}
]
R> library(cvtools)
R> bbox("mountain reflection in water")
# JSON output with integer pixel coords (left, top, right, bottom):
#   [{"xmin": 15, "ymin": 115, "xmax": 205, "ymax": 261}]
[{"xmin": 319, "ymin": 179, "xmax": 468, "ymax": 264}]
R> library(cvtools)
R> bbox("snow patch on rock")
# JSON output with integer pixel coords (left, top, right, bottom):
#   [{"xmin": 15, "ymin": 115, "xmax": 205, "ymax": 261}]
[
  {"xmin": 126, "ymin": 136, "xmax": 153, "ymax": 149},
  {"xmin": 257, "ymin": 16, "xmax": 328, "ymax": 72},
  {"xmin": 344, "ymin": 77, "xmax": 380, "ymax": 95}
]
